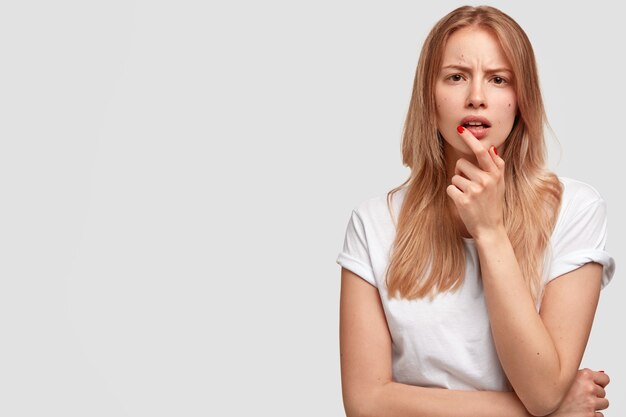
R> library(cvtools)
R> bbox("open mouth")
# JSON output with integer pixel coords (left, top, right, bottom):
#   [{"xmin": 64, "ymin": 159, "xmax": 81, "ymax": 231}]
[
  {"xmin": 461, "ymin": 121, "xmax": 491, "ymax": 139},
  {"xmin": 462, "ymin": 122, "xmax": 491, "ymax": 129}
]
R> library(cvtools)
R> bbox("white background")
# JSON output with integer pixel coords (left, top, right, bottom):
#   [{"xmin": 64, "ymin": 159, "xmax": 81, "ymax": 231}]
[{"xmin": 0, "ymin": 1, "xmax": 622, "ymax": 416}]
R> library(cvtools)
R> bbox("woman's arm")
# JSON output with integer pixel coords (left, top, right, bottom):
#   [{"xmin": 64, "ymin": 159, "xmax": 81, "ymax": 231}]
[
  {"xmin": 340, "ymin": 267, "xmax": 533, "ymax": 417},
  {"xmin": 446, "ymin": 131, "xmax": 604, "ymax": 415},
  {"xmin": 474, "ymin": 230, "xmax": 602, "ymax": 416}
]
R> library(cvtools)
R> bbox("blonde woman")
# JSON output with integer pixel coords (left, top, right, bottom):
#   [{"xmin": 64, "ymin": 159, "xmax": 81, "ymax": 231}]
[{"xmin": 337, "ymin": 5, "xmax": 615, "ymax": 417}]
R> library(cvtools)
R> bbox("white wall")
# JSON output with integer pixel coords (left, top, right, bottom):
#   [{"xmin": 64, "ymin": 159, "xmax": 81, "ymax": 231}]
[{"xmin": 0, "ymin": 1, "xmax": 622, "ymax": 415}]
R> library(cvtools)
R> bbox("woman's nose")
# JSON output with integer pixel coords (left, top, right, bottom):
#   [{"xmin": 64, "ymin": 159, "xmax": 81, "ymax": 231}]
[{"xmin": 466, "ymin": 81, "xmax": 487, "ymax": 108}]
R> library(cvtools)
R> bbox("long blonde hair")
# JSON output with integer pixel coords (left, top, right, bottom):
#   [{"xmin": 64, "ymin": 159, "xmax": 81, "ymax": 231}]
[{"xmin": 385, "ymin": 5, "xmax": 563, "ymax": 305}]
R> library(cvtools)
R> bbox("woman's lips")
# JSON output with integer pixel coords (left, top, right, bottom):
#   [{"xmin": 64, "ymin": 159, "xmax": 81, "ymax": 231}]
[{"xmin": 465, "ymin": 125, "xmax": 489, "ymax": 139}]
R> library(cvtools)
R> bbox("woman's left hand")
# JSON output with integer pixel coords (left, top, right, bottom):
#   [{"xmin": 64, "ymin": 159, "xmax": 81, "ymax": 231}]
[{"xmin": 446, "ymin": 126, "xmax": 506, "ymax": 240}]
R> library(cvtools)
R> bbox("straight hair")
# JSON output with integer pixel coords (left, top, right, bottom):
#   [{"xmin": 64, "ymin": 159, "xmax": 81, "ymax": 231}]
[{"xmin": 385, "ymin": 5, "xmax": 562, "ymax": 306}]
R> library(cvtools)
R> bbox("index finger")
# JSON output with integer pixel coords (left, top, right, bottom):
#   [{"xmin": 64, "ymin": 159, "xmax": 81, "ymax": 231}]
[{"xmin": 456, "ymin": 125, "xmax": 497, "ymax": 172}]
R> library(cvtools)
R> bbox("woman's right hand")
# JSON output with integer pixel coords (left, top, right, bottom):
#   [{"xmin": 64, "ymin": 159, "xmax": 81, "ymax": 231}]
[{"xmin": 548, "ymin": 368, "xmax": 610, "ymax": 416}]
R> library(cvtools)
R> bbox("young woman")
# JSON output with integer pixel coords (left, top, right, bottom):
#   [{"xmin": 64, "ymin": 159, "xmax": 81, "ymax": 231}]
[{"xmin": 337, "ymin": 6, "xmax": 615, "ymax": 417}]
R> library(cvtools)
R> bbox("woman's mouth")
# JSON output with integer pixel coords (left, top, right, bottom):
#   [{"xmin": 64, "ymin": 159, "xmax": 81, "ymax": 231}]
[{"xmin": 462, "ymin": 122, "xmax": 490, "ymax": 139}]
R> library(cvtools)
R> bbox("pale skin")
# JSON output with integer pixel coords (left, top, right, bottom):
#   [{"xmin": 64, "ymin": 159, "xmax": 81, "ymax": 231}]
[
  {"xmin": 340, "ymin": 26, "xmax": 610, "ymax": 417},
  {"xmin": 340, "ymin": 268, "xmax": 609, "ymax": 417}
]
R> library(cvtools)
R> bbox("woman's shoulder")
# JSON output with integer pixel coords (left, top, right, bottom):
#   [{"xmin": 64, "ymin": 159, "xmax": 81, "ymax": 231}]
[
  {"xmin": 351, "ymin": 187, "xmax": 407, "ymax": 226},
  {"xmin": 553, "ymin": 176, "xmax": 607, "ymax": 235},
  {"xmin": 557, "ymin": 176, "xmax": 605, "ymax": 209}
]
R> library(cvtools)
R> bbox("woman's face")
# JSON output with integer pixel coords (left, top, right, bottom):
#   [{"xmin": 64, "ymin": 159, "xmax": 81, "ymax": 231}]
[{"xmin": 435, "ymin": 27, "xmax": 517, "ymax": 161}]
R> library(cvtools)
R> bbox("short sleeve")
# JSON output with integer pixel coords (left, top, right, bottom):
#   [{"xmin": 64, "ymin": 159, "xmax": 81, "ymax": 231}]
[
  {"xmin": 336, "ymin": 210, "xmax": 377, "ymax": 287},
  {"xmin": 547, "ymin": 198, "xmax": 615, "ymax": 289}
]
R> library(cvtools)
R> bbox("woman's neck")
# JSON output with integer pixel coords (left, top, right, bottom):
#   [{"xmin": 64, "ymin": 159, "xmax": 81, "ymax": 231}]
[{"xmin": 442, "ymin": 144, "xmax": 474, "ymax": 238}]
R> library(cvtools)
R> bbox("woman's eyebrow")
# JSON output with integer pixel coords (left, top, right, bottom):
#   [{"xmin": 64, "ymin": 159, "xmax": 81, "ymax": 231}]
[{"xmin": 441, "ymin": 64, "xmax": 512, "ymax": 74}]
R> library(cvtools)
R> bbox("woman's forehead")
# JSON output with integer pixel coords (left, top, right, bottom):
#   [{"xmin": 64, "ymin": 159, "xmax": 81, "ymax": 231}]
[{"xmin": 441, "ymin": 27, "xmax": 511, "ymax": 69}]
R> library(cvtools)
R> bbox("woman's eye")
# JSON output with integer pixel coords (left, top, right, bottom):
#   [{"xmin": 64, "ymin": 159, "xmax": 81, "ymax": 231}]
[
  {"xmin": 448, "ymin": 74, "xmax": 464, "ymax": 82},
  {"xmin": 493, "ymin": 76, "xmax": 507, "ymax": 85}
]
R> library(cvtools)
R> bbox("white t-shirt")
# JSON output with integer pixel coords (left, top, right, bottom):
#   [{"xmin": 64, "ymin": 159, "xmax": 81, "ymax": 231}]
[{"xmin": 336, "ymin": 176, "xmax": 615, "ymax": 391}]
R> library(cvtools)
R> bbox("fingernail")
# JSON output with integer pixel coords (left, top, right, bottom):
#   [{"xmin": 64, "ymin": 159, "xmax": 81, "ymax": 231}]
[
  {"xmin": 492, "ymin": 146, "xmax": 498, "ymax": 155},
  {"xmin": 457, "ymin": 125, "xmax": 465, "ymax": 134},
  {"xmin": 599, "ymin": 370, "xmax": 605, "ymax": 373}
]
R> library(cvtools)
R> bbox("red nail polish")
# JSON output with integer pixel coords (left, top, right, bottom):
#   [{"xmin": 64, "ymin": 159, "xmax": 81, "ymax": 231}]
[
  {"xmin": 457, "ymin": 125, "xmax": 464, "ymax": 134},
  {"xmin": 492, "ymin": 146, "xmax": 498, "ymax": 155},
  {"xmin": 599, "ymin": 370, "xmax": 605, "ymax": 373}
]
